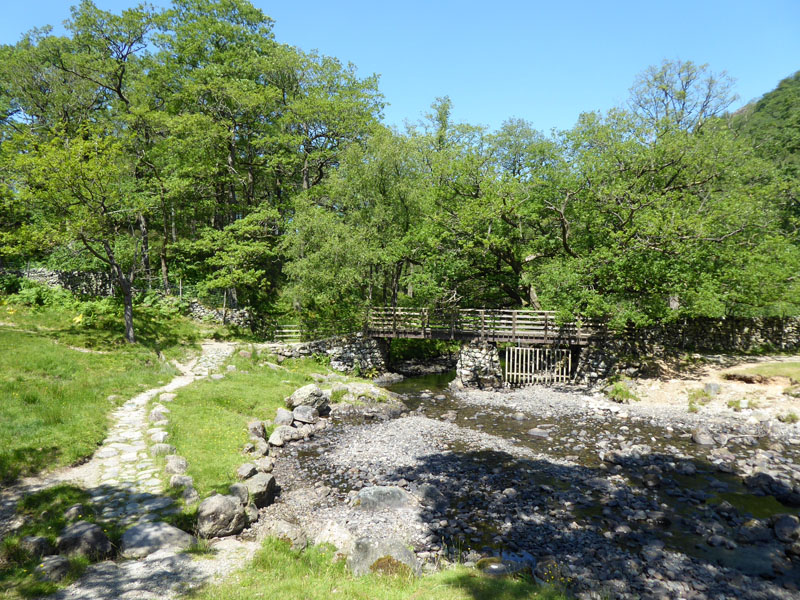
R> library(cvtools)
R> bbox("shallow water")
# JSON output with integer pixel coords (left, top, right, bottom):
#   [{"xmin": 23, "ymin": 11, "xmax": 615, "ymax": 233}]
[{"xmin": 386, "ymin": 371, "xmax": 800, "ymax": 579}]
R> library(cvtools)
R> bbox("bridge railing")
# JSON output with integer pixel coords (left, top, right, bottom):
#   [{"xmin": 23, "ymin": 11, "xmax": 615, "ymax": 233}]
[{"xmin": 367, "ymin": 307, "xmax": 598, "ymax": 345}]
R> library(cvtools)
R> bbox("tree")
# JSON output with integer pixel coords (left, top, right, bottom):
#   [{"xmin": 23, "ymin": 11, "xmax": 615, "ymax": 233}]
[{"xmin": 629, "ymin": 59, "xmax": 737, "ymax": 132}]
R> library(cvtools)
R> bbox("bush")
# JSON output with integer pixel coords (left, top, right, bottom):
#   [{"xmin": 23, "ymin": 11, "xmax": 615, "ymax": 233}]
[
  {"xmin": 9, "ymin": 280, "xmax": 75, "ymax": 309},
  {"xmin": 0, "ymin": 274, "xmax": 22, "ymax": 295}
]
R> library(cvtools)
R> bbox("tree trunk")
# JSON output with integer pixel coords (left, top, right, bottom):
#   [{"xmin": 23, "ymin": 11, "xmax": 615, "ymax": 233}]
[
  {"xmin": 110, "ymin": 261, "xmax": 135, "ymax": 344},
  {"xmin": 139, "ymin": 214, "xmax": 151, "ymax": 288}
]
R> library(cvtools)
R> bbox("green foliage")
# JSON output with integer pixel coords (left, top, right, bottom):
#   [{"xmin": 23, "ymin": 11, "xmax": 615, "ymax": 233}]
[
  {"xmin": 604, "ymin": 379, "xmax": 639, "ymax": 404},
  {"xmin": 186, "ymin": 537, "xmax": 566, "ymax": 600},
  {"xmin": 390, "ymin": 338, "xmax": 459, "ymax": 362},
  {"xmin": 165, "ymin": 355, "xmax": 326, "ymax": 496},
  {"xmin": 778, "ymin": 412, "xmax": 799, "ymax": 424},
  {"xmin": 727, "ymin": 398, "xmax": 742, "ymax": 411},
  {"xmin": 687, "ymin": 388, "xmax": 712, "ymax": 405}
]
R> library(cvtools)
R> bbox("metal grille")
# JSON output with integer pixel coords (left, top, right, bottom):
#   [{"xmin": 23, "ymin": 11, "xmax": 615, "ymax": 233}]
[{"xmin": 504, "ymin": 347, "xmax": 572, "ymax": 386}]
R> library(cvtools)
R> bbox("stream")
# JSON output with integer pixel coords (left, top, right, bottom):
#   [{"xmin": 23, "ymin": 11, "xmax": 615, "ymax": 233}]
[{"xmin": 281, "ymin": 370, "xmax": 800, "ymax": 598}]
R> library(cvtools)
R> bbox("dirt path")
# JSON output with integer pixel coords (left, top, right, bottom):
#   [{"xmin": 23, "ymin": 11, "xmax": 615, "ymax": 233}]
[{"xmin": 1, "ymin": 340, "xmax": 261, "ymax": 600}]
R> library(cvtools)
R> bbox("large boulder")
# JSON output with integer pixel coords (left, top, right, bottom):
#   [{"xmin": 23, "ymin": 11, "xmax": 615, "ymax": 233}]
[
  {"xmin": 165, "ymin": 455, "xmax": 188, "ymax": 474},
  {"xmin": 197, "ymin": 495, "xmax": 247, "ymax": 538},
  {"xmin": 274, "ymin": 408, "xmax": 294, "ymax": 426},
  {"xmin": 244, "ymin": 473, "xmax": 276, "ymax": 508},
  {"xmin": 285, "ymin": 384, "xmax": 329, "ymax": 412},
  {"xmin": 120, "ymin": 522, "xmax": 196, "ymax": 559},
  {"xmin": 352, "ymin": 486, "xmax": 414, "ymax": 511},
  {"xmin": 263, "ymin": 519, "xmax": 307, "ymax": 551},
  {"xmin": 34, "ymin": 556, "xmax": 70, "ymax": 582},
  {"xmin": 691, "ymin": 427, "xmax": 715, "ymax": 446},
  {"xmin": 268, "ymin": 425, "xmax": 299, "ymax": 447},
  {"xmin": 314, "ymin": 520, "xmax": 355, "ymax": 558},
  {"xmin": 292, "ymin": 405, "xmax": 319, "ymax": 424},
  {"xmin": 774, "ymin": 514, "xmax": 800, "ymax": 543},
  {"xmin": 56, "ymin": 521, "xmax": 112, "ymax": 559},
  {"xmin": 347, "ymin": 537, "xmax": 420, "ymax": 577}
]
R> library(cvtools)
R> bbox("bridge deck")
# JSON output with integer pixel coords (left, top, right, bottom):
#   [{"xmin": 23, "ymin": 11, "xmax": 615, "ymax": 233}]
[{"xmin": 367, "ymin": 307, "xmax": 597, "ymax": 346}]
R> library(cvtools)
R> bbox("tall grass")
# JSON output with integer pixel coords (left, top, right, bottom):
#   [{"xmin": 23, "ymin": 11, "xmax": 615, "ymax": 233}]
[
  {"xmin": 167, "ymin": 354, "xmax": 329, "ymax": 496},
  {"xmin": 0, "ymin": 328, "xmax": 177, "ymax": 482}
]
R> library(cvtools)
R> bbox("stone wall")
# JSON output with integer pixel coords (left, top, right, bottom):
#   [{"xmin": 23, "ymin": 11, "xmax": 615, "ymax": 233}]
[
  {"xmin": 8, "ymin": 268, "xmax": 116, "ymax": 297},
  {"xmin": 576, "ymin": 317, "xmax": 800, "ymax": 384},
  {"xmin": 186, "ymin": 301, "xmax": 253, "ymax": 329},
  {"xmin": 452, "ymin": 340, "xmax": 502, "ymax": 390},
  {"xmin": 273, "ymin": 333, "xmax": 388, "ymax": 375}
]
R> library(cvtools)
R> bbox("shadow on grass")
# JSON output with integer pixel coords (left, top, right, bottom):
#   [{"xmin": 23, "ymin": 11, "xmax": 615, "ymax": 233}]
[
  {"xmin": 1, "ymin": 481, "xmax": 206, "ymax": 599},
  {"xmin": 0, "ymin": 446, "xmax": 62, "ymax": 486}
]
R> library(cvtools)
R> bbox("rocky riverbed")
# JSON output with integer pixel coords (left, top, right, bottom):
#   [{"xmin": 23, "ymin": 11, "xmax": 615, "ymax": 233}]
[{"xmin": 264, "ymin": 371, "xmax": 800, "ymax": 600}]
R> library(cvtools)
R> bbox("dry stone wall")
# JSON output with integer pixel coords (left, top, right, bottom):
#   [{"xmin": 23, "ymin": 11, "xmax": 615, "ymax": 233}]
[
  {"xmin": 273, "ymin": 333, "xmax": 388, "ymax": 375},
  {"xmin": 453, "ymin": 340, "xmax": 502, "ymax": 390},
  {"xmin": 7, "ymin": 268, "xmax": 116, "ymax": 296},
  {"xmin": 576, "ymin": 317, "xmax": 800, "ymax": 384}
]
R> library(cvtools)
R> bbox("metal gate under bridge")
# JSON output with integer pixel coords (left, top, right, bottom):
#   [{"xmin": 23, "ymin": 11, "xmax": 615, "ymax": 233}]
[{"xmin": 504, "ymin": 347, "xmax": 572, "ymax": 386}]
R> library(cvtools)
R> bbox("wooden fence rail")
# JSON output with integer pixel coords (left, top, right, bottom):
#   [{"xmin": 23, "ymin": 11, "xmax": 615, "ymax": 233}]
[{"xmin": 367, "ymin": 307, "xmax": 597, "ymax": 345}]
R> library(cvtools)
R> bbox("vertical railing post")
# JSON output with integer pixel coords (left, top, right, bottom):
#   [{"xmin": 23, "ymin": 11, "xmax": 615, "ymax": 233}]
[
  {"xmin": 512, "ymin": 311, "xmax": 517, "ymax": 343},
  {"xmin": 544, "ymin": 313, "xmax": 549, "ymax": 343},
  {"xmin": 481, "ymin": 309, "xmax": 486, "ymax": 341}
]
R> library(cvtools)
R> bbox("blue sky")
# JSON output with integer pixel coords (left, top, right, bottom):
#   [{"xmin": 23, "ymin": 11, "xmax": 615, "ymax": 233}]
[{"xmin": 2, "ymin": 1, "xmax": 798, "ymax": 132}]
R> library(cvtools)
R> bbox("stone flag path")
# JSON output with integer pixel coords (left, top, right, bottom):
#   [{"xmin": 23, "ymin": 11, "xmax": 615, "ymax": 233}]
[{"xmin": 1, "ymin": 340, "xmax": 261, "ymax": 600}]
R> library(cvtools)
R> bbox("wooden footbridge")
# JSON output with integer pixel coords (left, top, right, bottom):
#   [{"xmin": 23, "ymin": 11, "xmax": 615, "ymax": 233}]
[{"xmin": 366, "ymin": 307, "xmax": 597, "ymax": 346}]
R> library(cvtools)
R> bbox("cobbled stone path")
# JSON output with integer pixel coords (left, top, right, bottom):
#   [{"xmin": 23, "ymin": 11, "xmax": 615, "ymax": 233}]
[{"xmin": 86, "ymin": 341, "xmax": 236, "ymax": 527}]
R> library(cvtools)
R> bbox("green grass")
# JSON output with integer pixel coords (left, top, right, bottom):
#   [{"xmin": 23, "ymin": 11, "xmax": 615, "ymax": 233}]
[
  {"xmin": 0, "ymin": 327, "xmax": 179, "ymax": 483},
  {"xmin": 187, "ymin": 538, "xmax": 568, "ymax": 600},
  {"xmin": 166, "ymin": 354, "xmax": 334, "ymax": 496},
  {"xmin": 730, "ymin": 361, "xmax": 800, "ymax": 381},
  {"xmin": 0, "ymin": 485, "xmax": 122, "ymax": 599}
]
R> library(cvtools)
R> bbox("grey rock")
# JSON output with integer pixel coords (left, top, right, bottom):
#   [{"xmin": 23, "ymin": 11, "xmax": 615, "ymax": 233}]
[
  {"xmin": 197, "ymin": 495, "xmax": 247, "ymax": 538},
  {"xmin": 251, "ymin": 438, "xmax": 269, "ymax": 456},
  {"xmin": 244, "ymin": 502, "xmax": 259, "ymax": 524},
  {"xmin": 691, "ymin": 427, "xmax": 715, "ymax": 446},
  {"xmin": 19, "ymin": 535, "xmax": 55, "ymax": 557},
  {"xmin": 149, "ymin": 408, "xmax": 169, "ymax": 422},
  {"xmin": 773, "ymin": 514, "xmax": 800, "ymax": 543},
  {"xmin": 183, "ymin": 487, "xmax": 200, "ymax": 504},
  {"xmin": 120, "ymin": 522, "xmax": 195, "ymax": 559},
  {"xmin": 170, "ymin": 474, "xmax": 193, "ymax": 489},
  {"xmin": 292, "ymin": 405, "xmax": 319, "ymax": 424},
  {"xmin": 210, "ymin": 373, "xmax": 224, "ymax": 380},
  {"xmin": 244, "ymin": 472, "xmax": 276, "ymax": 508},
  {"xmin": 56, "ymin": 521, "xmax": 112, "ymax": 559},
  {"xmin": 263, "ymin": 519, "xmax": 307, "ymax": 551},
  {"xmin": 229, "ymin": 483, "xmax": 249, "ymax": 505},
  {"xmin": 415, "ymin": 483, "xmax": 448, "ymax": 510},
  {"xmin": 160, "ymin": 393, "xmax": 177, "ymax": 402},
  {"xmin": 274, "ymin": 408, "xmax": 294, "ymax": 426},
  {"xmin": 314, "ymin": 520, "xmax": 355, "ymax": 557},
  {"xmin": 254, "ymin": 457, "xmax": 275, "ymax": 473},
  {"xmin": 347, "ymin": 537, "xmax": 421, "ymax": 577},
  {"xmin": 268, "ymin": 425, "xmax": 295, "ymax": 447},
  {"xmin": 703, "ymin": 383, "xmax": 721, "ymax": 396},
  {"xmin": 247, "ymin": 420, "xmax": 266, "ymax": 440},
  {"xmin": 239, "ymin": 350, "xmax": 252, "ymax": 358},
  {"xmin": 63, "ymin": 503, "xmax": 87, "ymax": 521},
  {"xmin": 165, "ymin": 454, "xmax": 188, "ymax": 474},
  {"xmin": 236, "ymin": 463, "xmax": 258, "ymax": 480},
  {"xmin": 150, "ymin": 431, "xmax": 169, "ymax": 443},
  {"xmin": 353, "ymin": 486, "xmax": 414, "ymax": 511},
  {"xmin": 527, "ymin": 428, "xmax": 550, "ymax": 439},
  {"xmin": 34, "ymin": 556, "xmax": 70, "ymax": 582},
  {"xmin": 150, "ymin": 443, "xmax": 176, "ymax": 457},
  {"xmin": 285, "ymin": 384, "xmax": 329, "ymax": 412}
]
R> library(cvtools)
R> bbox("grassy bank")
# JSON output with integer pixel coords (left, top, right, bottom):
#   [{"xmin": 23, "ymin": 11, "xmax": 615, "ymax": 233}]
[
  {"xmin": 0, "ymin": 327, "xmax": 178, "ymax": 483},
  {"xmin": 166, "ymin": 352, "xmax": 337, "ymax": 496},
  {"xmin": 189, "ymin": 538, "xmax": 568, "ymax": 600}
]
